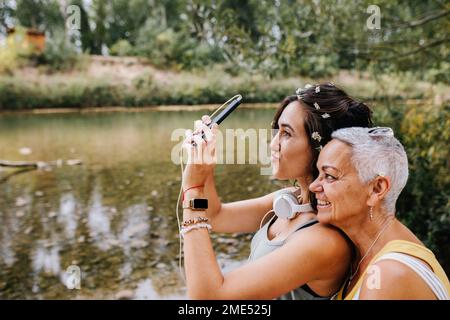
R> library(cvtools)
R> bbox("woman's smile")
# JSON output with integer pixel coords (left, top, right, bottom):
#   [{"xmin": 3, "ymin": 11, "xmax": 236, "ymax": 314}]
[{"xmin": 316, "ymin": 198, "xmax": 332, "ymax": 210}]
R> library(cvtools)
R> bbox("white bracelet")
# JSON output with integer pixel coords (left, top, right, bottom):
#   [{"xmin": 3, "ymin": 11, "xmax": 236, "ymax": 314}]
[{"xmin": 180, "ymin": 222, "xmax": 212, "ymax": 238}]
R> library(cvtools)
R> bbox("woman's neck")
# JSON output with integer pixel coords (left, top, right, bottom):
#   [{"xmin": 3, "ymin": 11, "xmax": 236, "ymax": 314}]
[
  {"xmin": 295, "ymin": 176, "xmax": 313, "ymax": 203},
  {"xmin": 343, "ymin": 210, "xmax": 396, "ymax": 263}
]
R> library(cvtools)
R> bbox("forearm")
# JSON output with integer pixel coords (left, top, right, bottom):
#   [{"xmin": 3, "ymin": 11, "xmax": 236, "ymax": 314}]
[
  {"xmin": 183, "ymin": 189, "xmax": 224, "ymax": 299},
  {"xmin": 183, "ymin": 223, "xmax": 224, "ymax": 299},
  {"xmin": 203, "ymin": 172, "xmax": 222, "ymax": 218}
]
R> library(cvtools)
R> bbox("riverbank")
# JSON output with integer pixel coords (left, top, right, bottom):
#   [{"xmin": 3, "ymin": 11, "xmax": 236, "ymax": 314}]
[
  {"xmin": 1, "ymin": 55, "xmax": 449, "ymax": 110},
  {"xmin": 0, "ymin": 103, "xmax": 279, "ymax": 115}
]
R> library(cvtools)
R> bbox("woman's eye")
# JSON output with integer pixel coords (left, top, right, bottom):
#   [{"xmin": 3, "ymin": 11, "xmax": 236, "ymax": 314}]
[
  {"xmin": 325, "ymin": 174, "xmax": 336, "ymax": 181},
  {"xmin": 281, "ymin": 130, "xmax": 291, "ymax": 137}
]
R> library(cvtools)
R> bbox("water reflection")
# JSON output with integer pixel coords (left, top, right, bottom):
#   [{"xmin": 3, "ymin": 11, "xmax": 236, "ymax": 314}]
[
  {"xmin": 87, "ymin": 185, "xmax": 113, "ymax": 251},
  {"xmin": 32, "ymin": 241, "xmax": 61, "ymax": 276},
  {"xmin": 0, "ymin": 107, "xmax": 286, "ymax": 299},
  {"xmin": 58, "ymin": 193, "xmax": 77, "ymax": 240}
]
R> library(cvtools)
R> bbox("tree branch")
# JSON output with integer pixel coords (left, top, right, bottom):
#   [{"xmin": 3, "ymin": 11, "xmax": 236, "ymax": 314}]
[
  {"xmin": 389, "ymin": 9, "xmax": 450, "ymax": 29},
  {"xmin": 388, "ymin": 37, "xmax": 450, "ymax": 59}
]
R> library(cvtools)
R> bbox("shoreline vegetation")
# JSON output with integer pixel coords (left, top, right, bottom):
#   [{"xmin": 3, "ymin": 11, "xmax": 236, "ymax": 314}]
[
  {"xmin": 1, "ymin": 56, "xmax": 449, "ymax": 111},
  {"xmin": 0, "ymin": 99, "xmax": 436, "ymax": 116},
  {"xmin": 0, "ymin": 103, "xmax": 278, "ymax": 115}
]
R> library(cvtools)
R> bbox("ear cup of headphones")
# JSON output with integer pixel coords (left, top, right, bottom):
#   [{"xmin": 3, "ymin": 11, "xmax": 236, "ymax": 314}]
[
  {"xmin": 273, "ymin": 189, "xmax": 314, "ymax": 220},
  {"xmin": 273, "ymin": 192, "xmax": 299, "ymax": 219}
]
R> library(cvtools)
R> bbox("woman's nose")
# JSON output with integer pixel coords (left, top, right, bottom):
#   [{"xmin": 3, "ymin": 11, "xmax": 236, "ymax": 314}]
[
  {"xmin": 270, "ymin": 129, "xmax": 280, "ymax": 152},
  {"xmin": 309, "ymin": 177, "xmax": 323, "ymax": 193}
]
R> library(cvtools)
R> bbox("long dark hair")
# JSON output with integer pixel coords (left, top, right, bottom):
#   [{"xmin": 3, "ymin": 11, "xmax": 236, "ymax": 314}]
[{"xmin": 271, "ymin": 83, "xmax": 373, "ymax": 209}]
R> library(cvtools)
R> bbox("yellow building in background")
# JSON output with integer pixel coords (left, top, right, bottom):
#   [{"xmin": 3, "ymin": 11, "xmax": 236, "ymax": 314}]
[{"xmin": 6, "ymin": 27, "xmax": 46, "ymax": 54}]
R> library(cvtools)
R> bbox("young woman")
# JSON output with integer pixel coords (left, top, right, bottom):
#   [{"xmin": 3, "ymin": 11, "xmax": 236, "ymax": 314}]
[{"xmin": 180, "ymin": 83, "xmax": 373, "ymax": 299}]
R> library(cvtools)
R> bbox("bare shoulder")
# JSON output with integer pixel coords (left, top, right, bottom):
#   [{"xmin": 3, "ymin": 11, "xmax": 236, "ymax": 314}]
[
  {"xmin": 285, "ymin": 222, "xmax": 352, "ymax": 271},
  {"xmin": 290, "ymin": 222, "xmax": 351, "ymax": 254},
  {"xmin": 359, "ymin": 259, "xmax": 436, "ymax": 299}
]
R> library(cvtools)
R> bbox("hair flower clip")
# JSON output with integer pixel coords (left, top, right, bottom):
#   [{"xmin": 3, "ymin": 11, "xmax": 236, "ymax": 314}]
[
  {"xmin": 313, "ymin": 102, "xmax": 320, "ymax": 110},
  {"xmin": 295, "ymin": 87, "xmax": 304, "ymax": 100},
  {"xmin": 304, "ymin": 84, "xmax": 313, "ymax": 89},
  {"xmin": 311, "ymin": 132, "xmax": 322, "ymax": 142},
  {"xmin": 322, "ymin": 113, "xmax": 330, "ymax": 119},
  {"xmin": 315, "ymin": 86, "xmax": 320, "ymax": 93}
]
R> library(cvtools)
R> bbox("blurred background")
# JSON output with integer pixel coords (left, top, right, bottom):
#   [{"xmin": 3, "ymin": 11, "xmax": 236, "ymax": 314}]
[{"xmin": 0, "ymin": 0, "xmax": 448, "ymax": 299}]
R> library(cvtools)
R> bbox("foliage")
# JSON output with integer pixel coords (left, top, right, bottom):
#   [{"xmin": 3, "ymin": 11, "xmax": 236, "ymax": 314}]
[
  {"xmin": 374, "ymin": 102, "xmax": 450, "ymax": 272},
  {"xmin": 110, "ymin": 39, "xmax": 134, "ymax": 57},
  {"xmin": 0, "ymin": 0, "xmax": 447, "ymax": 78},
  {"xmin": 39, "ymin": 30, "xmax": 82, "ymax": 71}
]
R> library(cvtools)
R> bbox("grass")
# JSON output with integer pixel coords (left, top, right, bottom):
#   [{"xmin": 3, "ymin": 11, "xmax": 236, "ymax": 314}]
[{"xmin": 0, "ymin": 57, "xmax": 448, "ymax": 110}]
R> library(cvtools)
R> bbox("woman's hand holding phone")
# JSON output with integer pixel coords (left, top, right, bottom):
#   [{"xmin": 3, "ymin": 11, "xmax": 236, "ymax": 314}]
[{"xmin": 181, "ymin": 115, "xmax": 219, "ymax": 189}]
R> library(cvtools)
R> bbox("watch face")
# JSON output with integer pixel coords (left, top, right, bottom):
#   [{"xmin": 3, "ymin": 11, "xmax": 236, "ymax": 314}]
[{"xmin": 192, "ymin": 198, "xmax": 208, "ymax": 209}]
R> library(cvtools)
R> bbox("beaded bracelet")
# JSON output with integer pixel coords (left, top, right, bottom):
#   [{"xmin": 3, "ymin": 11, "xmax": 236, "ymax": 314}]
[
  {"xmin": 182, "ymin": 216, "xmax": 209, "ymax": 228},
  {"xmin": 180, "ymin": 222, "xmax": 212, "ymax": 238}
]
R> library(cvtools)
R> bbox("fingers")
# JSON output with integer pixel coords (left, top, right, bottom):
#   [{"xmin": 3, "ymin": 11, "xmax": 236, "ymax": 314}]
[
  {"xmin": 202, "ymin": 115, "xmax": 212, "ymax": 125},
  {"xmin": 194, "ymin": 120, "xmax": 203, "ymax": 131},
  {"xmin": 200, "ymin": 123, "xmax": 213, "ymax": 142},
  {"xmin": 182, "ymin": 130, "xmax": 216, "ymax": 165},
  {"xmin": 183, "ymin": 129, "xmax": 193, "ymax": 145},
  {"xmin": 191, "ymin": 134, "xmax": 206, "ymax": 164},
  {"xmin": 210, "ymin": 123, "xmax": 218, "ymax": 135},
  {"xmin": 193, "ymin": 120, "xmax": 207, "ymax": 139},
  {"xmin": 194, "ymin": 115, "xmax": 215, "ymax": 133},
  {"xmin": 192, "ymin": 115, "xmax": 219, "ymax": 142},
  {"xmin": 182, "ymin": 115, "xmax": 218, "ymax": 165}
]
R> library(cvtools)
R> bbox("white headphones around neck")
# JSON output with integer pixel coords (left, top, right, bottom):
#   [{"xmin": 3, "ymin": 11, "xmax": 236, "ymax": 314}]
[{"xmin": 273, "ymin": 189, "xmax": 313, "ymax": 220}]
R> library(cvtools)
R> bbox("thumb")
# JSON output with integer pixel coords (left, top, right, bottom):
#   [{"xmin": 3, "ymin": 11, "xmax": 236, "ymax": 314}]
[{"xmin": 210, "ymin": 123, "xmax": 219, "ymax": 135}]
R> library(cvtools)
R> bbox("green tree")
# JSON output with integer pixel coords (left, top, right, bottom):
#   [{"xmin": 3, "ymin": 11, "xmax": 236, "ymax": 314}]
[
  {"xmin": 15, "ymin": 0, "xmax": 64, "ymax": 34},
  {"xmin": 0, "ymin": 0, "xmax": 15, "ymax": 35}
]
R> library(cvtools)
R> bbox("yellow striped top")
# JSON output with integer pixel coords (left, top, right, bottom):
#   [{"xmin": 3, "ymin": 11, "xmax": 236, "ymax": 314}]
[{"xmin": 335, "ymin": 240, "xmax": 450, "ymax": 300}]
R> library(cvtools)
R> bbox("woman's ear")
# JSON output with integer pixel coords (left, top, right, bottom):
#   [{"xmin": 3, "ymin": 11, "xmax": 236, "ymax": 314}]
[{"xmin": 367, "ymin": 175, "xmax": 391, "ymax": 207}]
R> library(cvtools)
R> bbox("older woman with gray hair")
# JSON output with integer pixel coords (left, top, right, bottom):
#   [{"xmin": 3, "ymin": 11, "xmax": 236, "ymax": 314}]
[{"xmin": 309, "ymin": 127, "xmax": 450, "ymax": 300}]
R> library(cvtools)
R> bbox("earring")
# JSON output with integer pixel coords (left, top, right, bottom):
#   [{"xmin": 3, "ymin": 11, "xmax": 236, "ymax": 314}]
[{"xmin": 369, "ymin": 207, "xmax": 374, "ymax": 220}]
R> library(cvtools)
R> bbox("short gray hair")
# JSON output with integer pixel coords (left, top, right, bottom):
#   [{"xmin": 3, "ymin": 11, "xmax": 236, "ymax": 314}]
[{"xmin": 331, "ymin": 127, "xmax": 409, "ymax": 213}]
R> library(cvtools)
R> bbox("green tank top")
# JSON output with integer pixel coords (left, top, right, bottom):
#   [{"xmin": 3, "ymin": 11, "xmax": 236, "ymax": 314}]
[{"xmin": 248, "ymin": 213, "xmax": 328, "ymax": 300}]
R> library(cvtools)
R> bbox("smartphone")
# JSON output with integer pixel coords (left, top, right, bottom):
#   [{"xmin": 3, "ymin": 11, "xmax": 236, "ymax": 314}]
[
  {"xmin": 193, "ymin": 95, "xmax": 242, "ymax": 145},
  {"xmin": 208, "ymin": 94, "xmax": 242, "ymax": 127}
]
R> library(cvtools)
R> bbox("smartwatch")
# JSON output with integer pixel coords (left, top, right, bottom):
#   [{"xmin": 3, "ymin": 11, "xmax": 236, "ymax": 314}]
[{"xmin": 182, "ymin": 198, "xmax": 209, "ymax": 211}]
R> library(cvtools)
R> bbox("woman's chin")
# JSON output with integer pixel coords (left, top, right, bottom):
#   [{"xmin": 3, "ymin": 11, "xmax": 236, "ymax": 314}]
[
  {"xmin": 316, "ymin": 208, "xmax": 333, "ymax": 224},
  {"xmin": 272, "ymin": 171, "xmax": 286, "ymax": 180},
  {"xmin": 271, "ymin": 166, "xmax": 279, "ymax": 178}
]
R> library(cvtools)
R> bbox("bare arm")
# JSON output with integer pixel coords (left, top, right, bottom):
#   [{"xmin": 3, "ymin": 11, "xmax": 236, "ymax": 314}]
[
  {"xmin": 183, "ymin": 209, "xmax": 351, "ymax": 300},
  {"xmin": 203, "ymin": 173, "xmax": 295, "ymax": 233}
]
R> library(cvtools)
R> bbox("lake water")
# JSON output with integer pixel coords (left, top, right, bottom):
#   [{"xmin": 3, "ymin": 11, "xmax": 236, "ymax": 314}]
[{"xmin": 0, "ymin": 105, "xmax": 288, "ymax": 299}]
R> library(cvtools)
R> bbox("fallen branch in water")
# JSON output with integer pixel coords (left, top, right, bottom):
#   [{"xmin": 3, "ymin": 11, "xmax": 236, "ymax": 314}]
[
  {"xmin": 0, "ymin": 167, "xmax": 35, "ymax": 184},
  {"xmin": 0, "ymin": 159, "xmax": 82, "ymax": 169},
  {"xmin": 0, "ymin": 160, "xmax": 41, "ymax": 168}
]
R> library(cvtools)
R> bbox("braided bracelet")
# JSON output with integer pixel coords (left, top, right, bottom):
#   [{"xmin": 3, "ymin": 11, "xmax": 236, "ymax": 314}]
[
  {"xmin": 182, "ymin": 216, "xmax": 209, "ymax": 228},
  {"xmin": 180, "ymin": 222, "xmax": 212, "ymax": 238}
]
